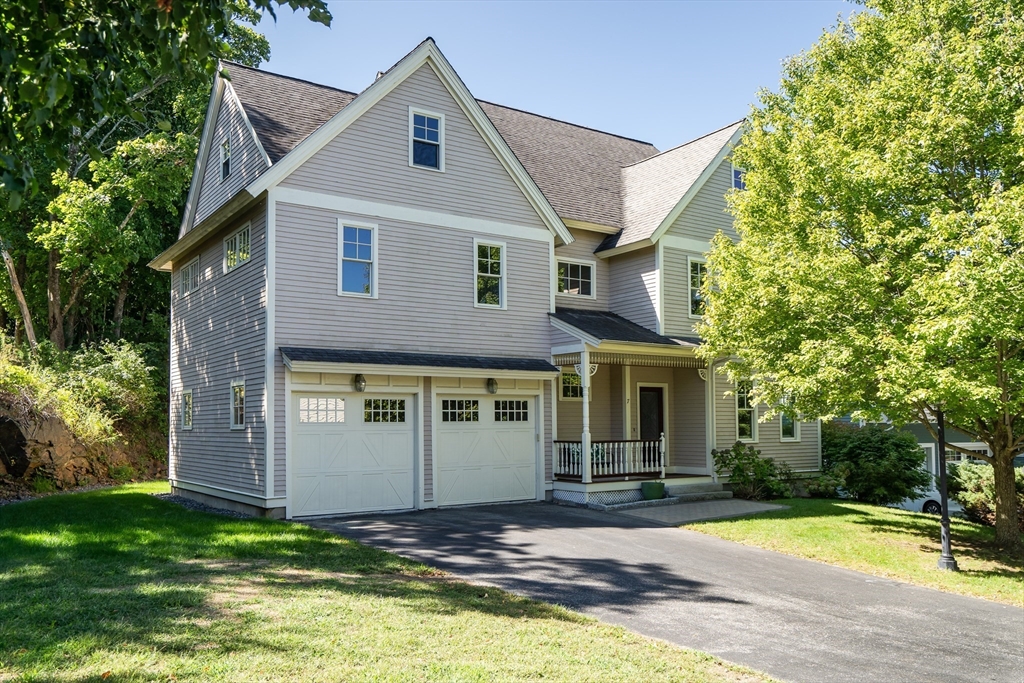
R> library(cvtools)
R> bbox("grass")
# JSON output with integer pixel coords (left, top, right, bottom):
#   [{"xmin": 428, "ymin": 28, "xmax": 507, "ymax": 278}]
[
  {"xmin": 0, "ymin": 483, "xmax": 772, "ymax": 682},
  {"xmin": 687, "ymin": 497, "xmax": 1024, "ymax": 607}
]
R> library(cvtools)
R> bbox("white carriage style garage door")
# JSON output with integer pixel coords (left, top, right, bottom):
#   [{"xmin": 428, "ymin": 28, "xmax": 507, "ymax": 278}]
[
  {"xmin": 435, "ymin": 396, "xmax": 537, "ymax": 507},
  {"xmin": 292, "ymin": 394, "xmax": 414, "ymax": 517}
]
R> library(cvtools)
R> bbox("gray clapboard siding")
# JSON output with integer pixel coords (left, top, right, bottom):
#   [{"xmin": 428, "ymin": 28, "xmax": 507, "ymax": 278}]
[
  {"xmin": 671, "ymin": 367, "xmax": 706, "ymax": 468},
  {"xmin": 554, "ymin": 228, "xmax": 608, "ymax": 310},
  {"xmin": 193, "ymin": 86, "xmax": 268, "ymax": 229},
  {"xmin": 169, "ymin": 202, "xmax": 267, "ymax": 495},
  {"xmin": 551, "ymin": 326, "xmax": 578, "ymax": 347},
  {"xmin": 274, "ymin": 352, "xmax": 285, "ymax": 497},
  {"xmin": 280, "ymin": 64, "xmax": 547, "ymax": 231},
  {"xmin": 663, "ymin": 246, "xmax": 702, "ymax": 338},
  {"xmin": 664, "ymin": 159, "xmax": 737, "ymax": 243},
  {"xmin": 424, "ymin": 376, "xmax": 433, "ymax": 502},
  {"xmin": 555, "ymin": 364, "xmax": 615, "ymax": 441},
  {"xmin": 608, "ymin": 247, "xmax": 658, "ymax": 331}
]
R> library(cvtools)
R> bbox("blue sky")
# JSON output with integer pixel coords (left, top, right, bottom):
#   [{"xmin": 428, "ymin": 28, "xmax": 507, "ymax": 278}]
[{"xmin": 255, "ymin": 1, "xmax": 857, "ymax": 151}]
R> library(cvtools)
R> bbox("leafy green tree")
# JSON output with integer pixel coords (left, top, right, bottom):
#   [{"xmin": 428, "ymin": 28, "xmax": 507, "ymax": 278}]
[{"xmin": 698, "ymin": 0, "xmax": 1024, "ymax": 548}]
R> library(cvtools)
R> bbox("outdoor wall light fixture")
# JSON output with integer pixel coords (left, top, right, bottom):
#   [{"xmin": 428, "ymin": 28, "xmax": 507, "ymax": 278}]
[
  {"xmin": 486, "ymin": 378, "xmax": 498, "ymax": 394},
  {"xmin": 353, "ymin": 374, "xmax": 367, "ymax": 392}
]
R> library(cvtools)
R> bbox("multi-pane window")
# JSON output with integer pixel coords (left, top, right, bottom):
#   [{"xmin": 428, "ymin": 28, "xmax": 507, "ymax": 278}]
[
  {"xmin": 411, "ymin": 112, "xmax": 441, "ymax": 169},
  {"xmin": 221, "ymin": 139, "xmax": 231, "ymax": 180},
  {"xmin": 364, "ymin": 399, "xmax": 406, "ymax": 423},
  {"xmin": 495, "ymin": 400, "xmax": 529, "ymax": 422},
  {"xmin": 561, "ymin": 371, "xmax": 583, "ymax": 399},
  {"xmin": 736, "ymin": 381, "xmax": 756, "ymax": 441},
  {"xmin": 442, "ymin": 399, "xmax": 479, "ymax": 422},
  {"xmin": 781, "ymin": 413, "xmax": 798, "ymax": 440},
  {"xmin": 299, "ymin": 397, "xmax": 345, "ymax": 423},
  {"xmin": 689, "ymin": 260, "xmax": 706, "ymax": 316},
  {"xmin": 557, "ymin": 260, "xmax": 593, "ymax": 297},
  {"xmin": 230, "ymin": 381, "xmax": 245, "ymax": 430},
  {"xmin": 224, "ymin": 224, "xmax": 251, "ymax": 272},
  {"xmin": 732, "ymin": 164, "xmax": 746, "ymax": 190},
  {"xmin": 476, "ymin": 243, "xmax": 503, "ymax": 307},
  {"xmin": 182, "ymin": 390, "xmax": 193, "ymax": 430},
  {"xmin": 341, "ymin": 225, "xmax": 373, "ymax": 296},
  {"xmin": 179, "ymin": 257, "xmax": 200, "ymax": 298}
]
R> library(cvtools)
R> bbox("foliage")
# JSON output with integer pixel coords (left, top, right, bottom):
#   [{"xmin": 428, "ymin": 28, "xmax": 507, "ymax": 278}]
[
  {"xmin": 697, "ymin": 0, "xmax": 1024, "ymax": 546},
  {"xmin": 804, "ymin": 473, "xmax": 844, "ymax": 499},
  {"xmin": 949, "ymin": 463, "xmax": 1024, "ymax": 533},
  {"xmin": 712, "ymin": 441, "xmax": 793, "ymax": 500},
  {"xmin": 819, "ymin": 422, "xmax": 932, "ymax": 505},
  {"xmin": 107, "ymin": 465, "xmax": 136, "ymax": 483},
  {"xmin": 0, "ymin": 0, "xmax": 331, "ymax": 206}
]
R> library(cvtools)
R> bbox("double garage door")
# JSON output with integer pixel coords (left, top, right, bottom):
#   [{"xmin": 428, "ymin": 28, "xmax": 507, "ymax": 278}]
[{"xmin": 291, "ymin": 393, "xmax": 537, "ymax": 517}]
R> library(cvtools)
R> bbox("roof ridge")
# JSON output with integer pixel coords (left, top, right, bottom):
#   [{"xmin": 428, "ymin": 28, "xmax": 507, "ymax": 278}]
[
  {"xmin": 478, "ymin": 99, "xmax": 657, "ymax": 148},
  {"xmin": 221, "ymin": 60, "xmax": 360, "ymax": 97},
  {"xmin": 621, "ymin": 118, "xmax": 744, "ymax": 169}
]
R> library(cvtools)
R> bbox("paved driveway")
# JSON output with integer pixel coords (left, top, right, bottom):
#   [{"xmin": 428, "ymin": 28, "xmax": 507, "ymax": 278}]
[{"xmin": 309, "ymin": 503, "xmax": 1024, "ymax": 683}]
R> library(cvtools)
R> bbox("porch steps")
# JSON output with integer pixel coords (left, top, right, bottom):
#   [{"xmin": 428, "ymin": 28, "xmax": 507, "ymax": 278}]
[{"xmin": 665, "ymin": 482, "xmax": 733, "ymax": 502}]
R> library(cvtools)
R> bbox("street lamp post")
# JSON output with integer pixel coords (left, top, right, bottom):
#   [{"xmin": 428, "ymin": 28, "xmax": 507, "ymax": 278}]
[{"xmin": 935, "ymin": 407, "xmax": 959, "ymax": 572}]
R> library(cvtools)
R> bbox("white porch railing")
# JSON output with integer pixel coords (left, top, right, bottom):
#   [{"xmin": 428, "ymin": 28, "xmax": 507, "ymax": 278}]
[{"xmin": 553, "ymin": 435, "xmax": 665, "ymax": 480}]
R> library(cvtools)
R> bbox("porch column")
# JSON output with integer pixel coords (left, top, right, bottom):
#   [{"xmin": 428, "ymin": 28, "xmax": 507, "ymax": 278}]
[{"xmin": 581, "ymin": 345, "xmax": 592, "ymax": 484}]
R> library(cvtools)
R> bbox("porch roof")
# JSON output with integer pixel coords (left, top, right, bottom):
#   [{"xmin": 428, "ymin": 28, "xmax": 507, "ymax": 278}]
[
  {"xmin": 550, "ymin": 308, "xmax": 697, "ymax": 346},
  {"xmin": 281, "ymin": 347, "xmax": 559, "ymax": 375}
]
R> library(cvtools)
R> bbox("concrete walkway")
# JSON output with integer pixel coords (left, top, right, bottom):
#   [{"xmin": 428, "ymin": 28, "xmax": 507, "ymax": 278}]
[
  {"xmin": 615, "ymin": 498, "xmax": 786, "ymax": 525},
  {"xmin": 309, "ymin": 503, "xmax": 1024, "ymax": 683}
]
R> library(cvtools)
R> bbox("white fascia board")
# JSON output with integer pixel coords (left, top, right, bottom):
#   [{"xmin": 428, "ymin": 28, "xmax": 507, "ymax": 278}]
[
  {"xmin": 282, "ymin": 358, "xmax": 558, "ymax": 379},
  {"xmin": 551, "ymin": 342, "xmax": 585, "ymax": 355},
  {"xmin": 649, "ymin": 126, "xmax": 744, "ymax": 245},
  {"xmin": 244, "ymin": 39, "xmax": 573, "ymax": 246},
  {"xmin": 661, "ymin": 234, "xmax": 713, "ymax": 254},
  {"xmin": 149, "ymin": 190, "xmax": 261, "ymax": 271},
  {"xmin": 594, "ymin": 238, "xmax": 654, "ymax": 259},
  {"xmin": 227, "ymin": 81, "xmax": 272, "ymax": 168},
  {"xmin": 179, "ymin": 74, "xmax": 225, "ymax": 238},
  {"xmin": 275, "ymin": 187, "xmax": 553, "ymax": 244},
  {"xmin": 596, "ymin": 340, "xmax": 701, "ymax": 356},
  {"xmin": 549, "ymin": 316, "xmax": 602, "ymax": 347}
]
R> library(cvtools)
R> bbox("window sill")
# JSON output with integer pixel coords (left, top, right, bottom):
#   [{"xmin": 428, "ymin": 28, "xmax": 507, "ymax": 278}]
[
  {"xmin": 473, "ymin": 302, "xmax": 506, "ymax": 311},
  {"xmin": 781, "ymin": 438, "xmax": 801, "ymax": 443},
  {"xmin": 556, "ymin": 292, "xmax": 596, "ymax": 301},
  {"xmin": 230, "ymin": 425, "xmax": 245, "ymax": 431},
  {"xmin": 338, "ymin": 291, "xmax": 378, "ymax": 299},
  {"xmin": 225, "ymin": 259, "xmax": 252, "ymax": 275},
  {"xmin": 409, "ymin": 161, "xmax": 445, "ymax": 173}
]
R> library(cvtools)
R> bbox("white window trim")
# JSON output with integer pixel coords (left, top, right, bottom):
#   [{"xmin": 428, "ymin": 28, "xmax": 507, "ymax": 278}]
[
  {"xmin": 181, "ymin": 389, "xmax": 193, "ymax": 431},
  {"xmin": 736, "ymin": 382, "xmax": 758, "ymax": 443},
  {"xmin": 555, "ymin": 257, "xmax": 597, "ymax": 300},
  {"xmin": 230, "ymin": 379, "xmax": 245, "ymax": 431},
  {"xmin": 687, "ymin": 255, "xmax": 706, "ymax": 319},
  {"xmin": 558, "ymin": 370, "xmax": 583, "ymax": 402},
  {"xmin": 220, "ymin": 138, "xmax": 231, "ymax": 181},
  {"xmin": 408, "ymin": 106, "xmax": 445, "ymax": 173},
  {"xmin": 179, "ymin": 256, "xmax": 200, "ymax": 299},
  {"xmin": 223, "ymin": 222, "xmax": 252, "ymax": 274},
  {"xmin": 337, "ymin": 218, "xmax": 379, "ymax": 299},
  {"xmin": 473, "ymin": 238, "xmax": 507, "ymax": 310},
  {"xmin": 780, "ymin": 413, "xmax": 801, "ymax": 442}
]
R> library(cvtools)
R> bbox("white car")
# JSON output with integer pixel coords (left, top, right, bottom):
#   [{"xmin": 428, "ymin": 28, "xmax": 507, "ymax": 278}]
[{"xmin": 894, "ymin": 487, "xmax": 962, "ymax": 515}]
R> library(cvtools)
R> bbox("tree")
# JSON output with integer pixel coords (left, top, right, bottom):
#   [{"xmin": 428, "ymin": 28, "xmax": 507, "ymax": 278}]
[{"xmin": 697, "ymin": 0, "xmax": 1024, "ymax": 548}]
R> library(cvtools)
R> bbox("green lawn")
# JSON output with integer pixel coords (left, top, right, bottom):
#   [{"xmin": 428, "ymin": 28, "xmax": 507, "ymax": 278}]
[
  {"xmin": 0, "ymin": 483, "xmax": 771, "ymax": 682},
  {"xmin": 687, "ymin": 498, "xmax": 1023, "ymax": 607}
]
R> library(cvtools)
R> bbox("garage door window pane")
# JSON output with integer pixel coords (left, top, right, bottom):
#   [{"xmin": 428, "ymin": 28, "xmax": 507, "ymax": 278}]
[
  {"xmin": 495, "ymin": 400, "xmax": 528, "ymax": 422},
  {"xmin": 299, "ymin": 397, "xmax": 345, "ymax": 423},
  {"xmin": 442, "ymin": 399, "xmax": 479, "ymax": 422},
  {"xmin": 364, "ymin": 398, "xmax": 406, "ymax": 423}
]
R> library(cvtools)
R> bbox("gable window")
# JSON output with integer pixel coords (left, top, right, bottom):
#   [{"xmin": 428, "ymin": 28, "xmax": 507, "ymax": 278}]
[
  {"xmin": 181, "ymin": 390, "xmax": 193, "ymax": 431},
  {"xmin": 338, "ymin": 221, "xmax": 376, "ymax": 297},
  {"xmin": 179, "ymin": 257, "xmax": 200, "ymax": 298},
  {"xmin": 475, "ymin": 240, "xmax": 505, "ymax": 309},
  {"xmin": 560, "ymin": 371, "xmax": 583, "ymax": 400},
  {"xmin": 409, "ymin": 108, "xmax": 443, "ymax": 171},
  {"xmin": 689, "ymin": 258, "xmax": 706, "ymax": 317},
  {"xmin": 732, "ymin": 163, "xmax": 746, "ymax": 190},
  {"xmin": 224, "ymin": 223, "xmax": 251, "ymax": 273},
  {"xmin": 736, "ymin": 381, "xmax": 757, "ymax": 442},
  {"xmin": 230, "ymin": 380, "xmax": 245, "ymax": 430},
  {"xmin": 557, "ymin": 259, "xmax": 594, "ymax": 298},
  {"xmin": 220, "ymin": 139, "xmax": 231, "ymax": 180}
]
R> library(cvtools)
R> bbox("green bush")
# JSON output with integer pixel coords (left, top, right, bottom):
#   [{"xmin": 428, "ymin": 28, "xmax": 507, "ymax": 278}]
[
  {"xmin": 821, "ymin": 422, "xmax": 931, "ymax": 505},
  {"xmin": 712, "ymin": 441, "xmax": 793, "ymax": 500},
  {"xmin": 108, "ymin": 465, "xmax": 136, "ymax": 482},
  {"xmin": 948, "ymin": 463, "xmax": 1024, "ymax": 532},
  {"xmin": 805, "ymin": 473, "xmax": 844, "ymax": 498},
  {"xmin": 31, "ymin": 476, "xmax": 56, "ymax": 493}
]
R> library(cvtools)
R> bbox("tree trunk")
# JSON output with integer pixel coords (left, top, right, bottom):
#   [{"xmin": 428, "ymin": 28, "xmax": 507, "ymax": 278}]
[
  {"xmin": 47, "ymin": 249, "xmax": 65, "ymax": 350},
  {"xmin": 1, "ymin": 248, "xmax": 37, "ymax": 350},
  {"xmin": 112, "ymin": 270, "xmax": 130, "ymax": 340},
  {"xmin": 992, "ymin": 448, "xmax": 1021, "ymax": 549}
]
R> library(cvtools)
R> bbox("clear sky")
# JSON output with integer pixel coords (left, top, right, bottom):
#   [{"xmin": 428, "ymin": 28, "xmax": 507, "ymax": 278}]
[{"xmin": 254, "ymin": 1, "xmax": 857, "ymax": 151}]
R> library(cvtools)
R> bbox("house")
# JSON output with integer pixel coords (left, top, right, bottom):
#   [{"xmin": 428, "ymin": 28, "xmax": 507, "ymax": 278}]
[{"xmin": 149, "ymin": 38, "xmax": 822, "ymax": 518}]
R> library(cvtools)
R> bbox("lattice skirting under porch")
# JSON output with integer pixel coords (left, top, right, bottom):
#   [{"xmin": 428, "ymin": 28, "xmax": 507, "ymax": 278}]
[{"xmin": 553, "ymin": 489, "xmax": 644, "ymax": 506}]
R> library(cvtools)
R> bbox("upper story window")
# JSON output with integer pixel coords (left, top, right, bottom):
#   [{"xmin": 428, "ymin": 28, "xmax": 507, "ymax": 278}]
[
  {"xmin": 230, "ymin": 380, "xmax": 245, "ymax": 430},
  {"xmin": 179, "ymin": 257, "xmax": 200, "ymax": 299},
  {"xmin": 557, "ymin": 259, "xmax": 594, "ymax": 298},
  {"xmin": 338, "ymin": 221, "xmax": 376, "ymax": 297},
  {"xmin": 475, "ymin": 240, "xmax": 505, "ymax": 309},
  {"xmin": 224, "ymin": 223, "xmax": 251, "ymax": 273},
  {"xmin": 181, "ymin": 390, "xmax": 193, "ymax": 431},
  {"xmin": 689, "ymin": 258, "xmax": 706, "ymax": 317},
  {"xmin": 732, "ymin": 163, "xmax": 746, "ymax": 190},
  {"xmin": 736, "ymin": 381, "xmax": 757, "ymax": 442},
  {"xmin": 220, "ymin": 138, "xmax": 231, "ymax": 180},
  {"xmin": 410, "ymin": 108, "xmax": 444, "ymax": 171}
]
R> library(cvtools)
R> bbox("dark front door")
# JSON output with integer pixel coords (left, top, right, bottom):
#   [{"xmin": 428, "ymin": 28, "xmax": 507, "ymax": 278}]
[{"xmin": 639, "ymin": 387, "xmax": 665, "ymax": 441}]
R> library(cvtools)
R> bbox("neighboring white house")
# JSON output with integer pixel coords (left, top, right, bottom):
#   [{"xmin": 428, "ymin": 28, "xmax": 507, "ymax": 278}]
[{"xmin": 149, "ymin": 38, "xmax": 822, "ymax": 518}]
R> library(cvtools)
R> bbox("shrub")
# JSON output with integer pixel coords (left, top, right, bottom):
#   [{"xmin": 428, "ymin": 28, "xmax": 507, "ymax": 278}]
[
  {"xmin": 712, "ymin": 441, "xmax": 793, "ymax": 500},
  {"xmin": 821, "ymin": 422, "xmax": 931, "ymax": 505},
  {"xmin": 108, "ymin": 465, "xmax": 136, "ymax": 482},
  {"xmin": 31, "ymin": 476, "xmax": 56, "ymax": 493},
  {"xmin": 805, "ymin": 472, "xmax": 844, "ymax": 499},
  {"xmin": 948, "ymin": 463, "xmax": 1024, "ymax": 532}
]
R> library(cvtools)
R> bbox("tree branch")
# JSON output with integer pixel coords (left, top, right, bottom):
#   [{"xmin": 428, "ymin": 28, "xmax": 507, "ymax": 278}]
[{"xmin": 79, "ymin": 74, "xmax": 174, "ymax": 144}]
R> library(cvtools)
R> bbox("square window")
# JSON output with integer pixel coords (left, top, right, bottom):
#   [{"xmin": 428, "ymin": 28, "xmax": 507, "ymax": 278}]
[
  {"xmin": 561, "ymin": 371, "xmax": 583, "ymax": 399},
  {"xmin": 441, "ymin": 399, "xmax": 479, "ymax": 422},
  {"xmin": 340, "ymin": 223, "xmax": 374, "ymax": 296},
  {"xmin": 557, "ymin": 260, "xmax": 594, "ymax": 297},
  {"xmin": 411, "ymin": 110, "xmax": 442, "ymax": 170}
]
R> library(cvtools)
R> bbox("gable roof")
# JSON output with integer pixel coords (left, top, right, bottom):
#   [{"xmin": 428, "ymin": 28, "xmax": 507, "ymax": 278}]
[{"xmin": 597, "ymin": 121, "xmax": 743, "ymax": 253}]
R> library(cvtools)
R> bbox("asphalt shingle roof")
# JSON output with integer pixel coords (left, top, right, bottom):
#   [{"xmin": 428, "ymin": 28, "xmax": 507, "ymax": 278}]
[
  {"xmin": 281, "ymin": 347, "xmax": 558, "ymax": 373},
  {"xmin": 550, "ymin": 308, "xmax": 682, "ymax": 346}
]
